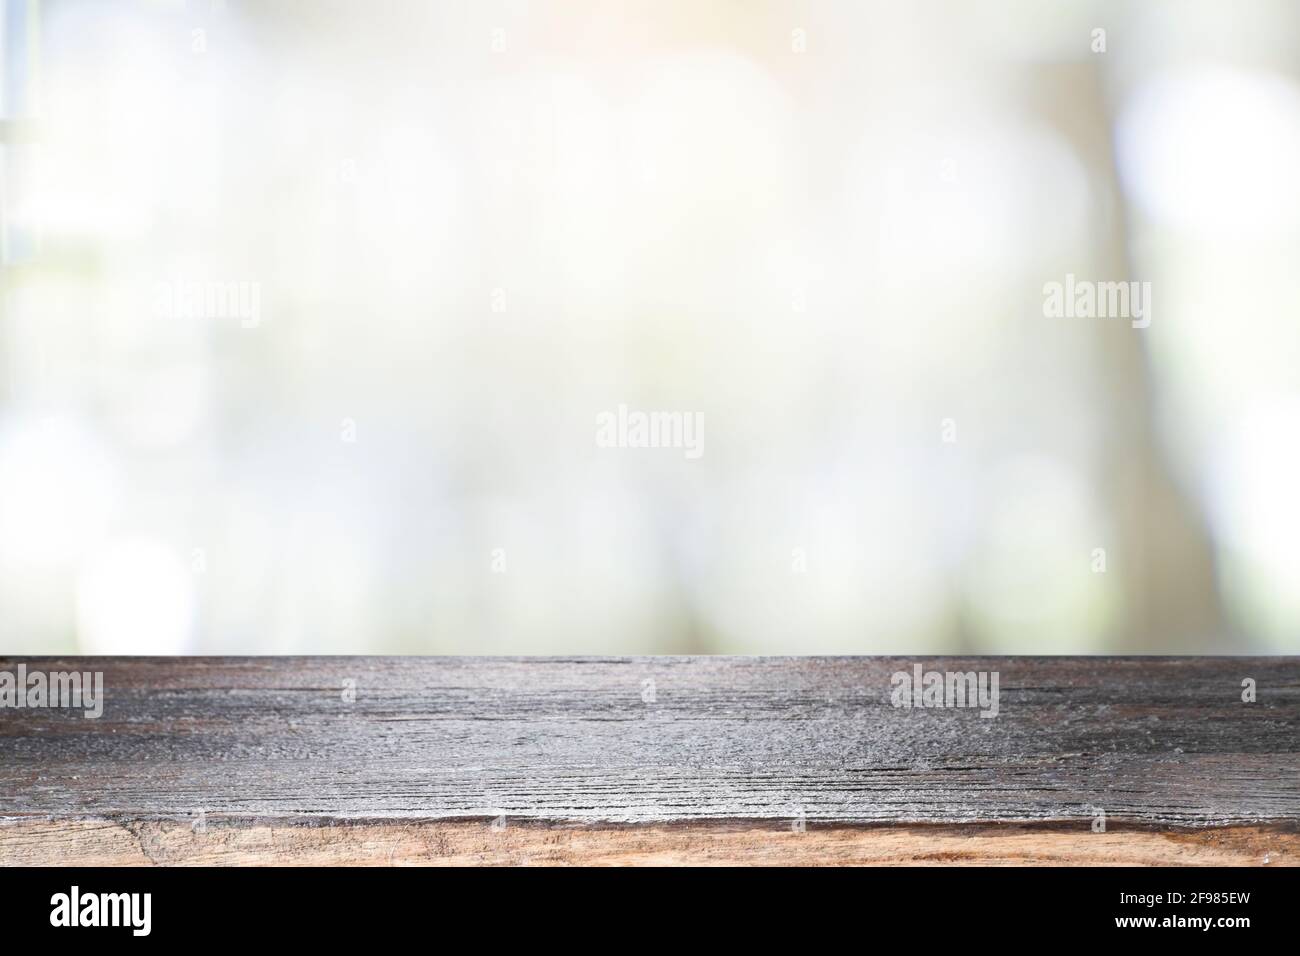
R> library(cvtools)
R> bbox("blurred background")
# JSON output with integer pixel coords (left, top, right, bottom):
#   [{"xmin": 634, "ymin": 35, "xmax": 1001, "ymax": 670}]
[{"xmin": 1, "ymin": 0, "xmax": 1297, "ymax": 654}]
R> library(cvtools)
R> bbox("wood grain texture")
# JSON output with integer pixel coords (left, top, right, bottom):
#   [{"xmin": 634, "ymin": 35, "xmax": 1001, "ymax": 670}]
[
  {"xmin": 2, "ymin": 657, "xmax": 1298, "ymax": 865},
  {"xmin": 2, "ymin": 820, "xmax": 1293, "ymax": 867}
]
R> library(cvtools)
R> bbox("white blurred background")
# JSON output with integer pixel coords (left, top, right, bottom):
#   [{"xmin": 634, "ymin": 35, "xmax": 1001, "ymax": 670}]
[{"xmin": 1, "ymin": 0, "xmax": 1297, "ymax": 654}]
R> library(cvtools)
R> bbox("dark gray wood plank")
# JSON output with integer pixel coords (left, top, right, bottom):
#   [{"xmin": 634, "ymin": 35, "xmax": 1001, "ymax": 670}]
[{"xmin": 1, "ymin": 657, "xmax": 1297, "ymax": 828}]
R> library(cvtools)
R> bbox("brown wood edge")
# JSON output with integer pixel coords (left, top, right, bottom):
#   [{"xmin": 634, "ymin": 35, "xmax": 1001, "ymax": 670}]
[{"xmin": 2, "ymin": 817, "xmax": 1297, "ymax": 866}]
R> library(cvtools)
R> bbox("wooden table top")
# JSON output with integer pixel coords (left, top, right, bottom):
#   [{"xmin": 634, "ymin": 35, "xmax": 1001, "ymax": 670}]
[{"xmin": 2, "ymin": 656, "xmax": 1297, "ymax": 865}]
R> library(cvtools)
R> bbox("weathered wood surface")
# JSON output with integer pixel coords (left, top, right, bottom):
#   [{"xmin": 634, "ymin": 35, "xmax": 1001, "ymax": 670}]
[
  {"xmin": 4, "ymin": 820, "xmax": 1291, "ymax": 867},
  {"xmin": 2, "ymin": 657, "xmax": 1298, "ymax": 865}
]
